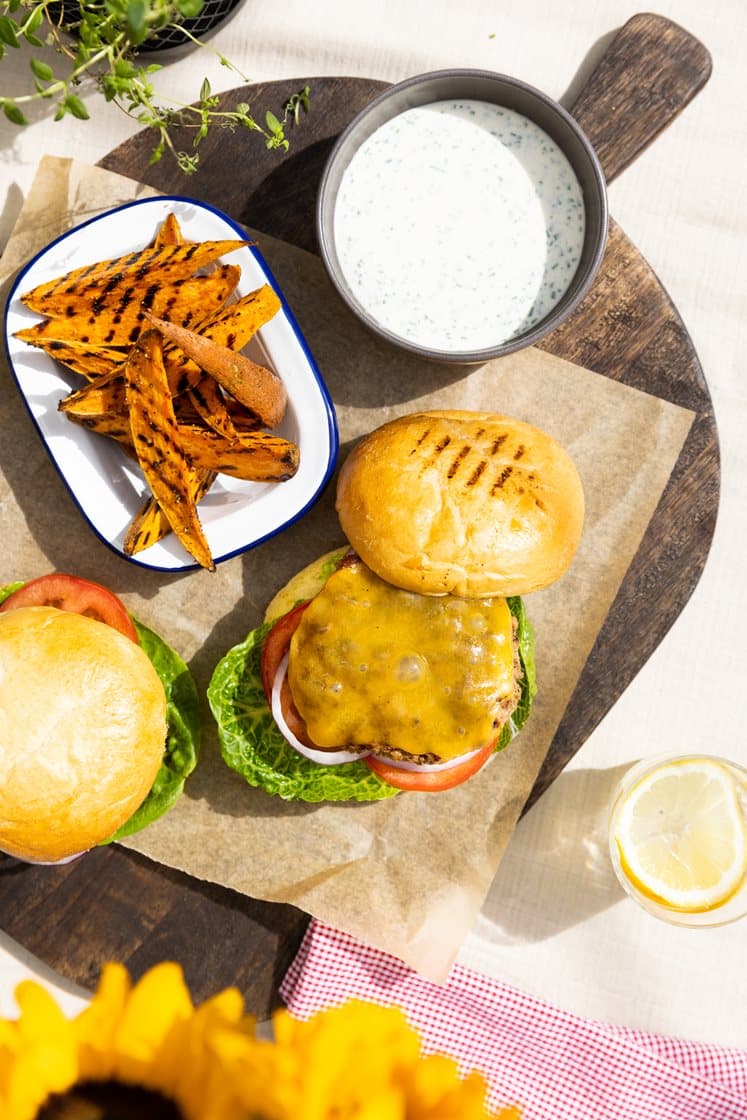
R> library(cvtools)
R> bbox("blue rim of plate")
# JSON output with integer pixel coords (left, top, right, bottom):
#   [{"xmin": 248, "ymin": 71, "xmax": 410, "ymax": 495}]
[{"xmin": 3, "ymin": 195, "xmax": 339, "ymax": 572}]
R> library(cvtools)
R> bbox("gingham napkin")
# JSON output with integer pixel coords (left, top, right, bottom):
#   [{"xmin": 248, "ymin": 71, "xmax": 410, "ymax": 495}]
[{"xmin": 280, "ymin": 921, "xmax": 747, "ymax": 1120}]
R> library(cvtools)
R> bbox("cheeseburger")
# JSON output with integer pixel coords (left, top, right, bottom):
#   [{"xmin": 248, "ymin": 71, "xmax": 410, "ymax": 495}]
[
  {"xmin": 0, "ymin": 574, "xmax": 199, "ymax": 862},
  {"xmin": 209, "ymin": 410, "xmax": 584, "ymax": 801}
]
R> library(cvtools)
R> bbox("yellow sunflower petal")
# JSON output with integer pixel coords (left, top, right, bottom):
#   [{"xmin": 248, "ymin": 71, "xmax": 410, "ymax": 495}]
[
  {"xmin": 13, "ymin": 981, "xmax": 71, "ymax": 1041},
  {"xmin": 74, "ymin": 961, "xmax": 132, "ymax": 1080},
  {"xmin": 406, "ymin": 1057, "xmax": 493, "ymax": 1119},
  {"xmin": 111, "ymin": 962, "xmax": 193, "ymax": 1086},
  {"xmin": 162, "ymin": 987, "xmax": 255, "ymax": 1120},
  {"xmin": 237, "ymin": 1039, "xmax": 299, "ymax": 1120},
  {"xmin": 266, "ymin": 1004, "xmax": 438, "ymax": 1120},
  {"xmin": 1, "ymin": 982, "xmax": 78, "ymax": 1120},
  {"xmin": 269, "ymin": 1002, "xmax": 508, "ymax": 1120}
]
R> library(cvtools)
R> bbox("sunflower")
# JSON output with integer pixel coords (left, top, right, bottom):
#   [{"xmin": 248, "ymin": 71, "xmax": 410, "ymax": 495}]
[
  {"xmin": 239, "ymin": 1001, "xmax": 521, "ymax": 1120},
  {"xmin": 0, "ymin": 964, "xmax": 520, "ymax": 1120},
  {"xmin": 0, "ymin": 961, "xmax": 259, "ymax": 1120}
]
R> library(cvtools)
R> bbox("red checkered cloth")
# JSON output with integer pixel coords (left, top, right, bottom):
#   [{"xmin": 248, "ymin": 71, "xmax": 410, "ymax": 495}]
[{"xmin": 280, "ymin": 920, "xmax": 747, "ymax": 1120}]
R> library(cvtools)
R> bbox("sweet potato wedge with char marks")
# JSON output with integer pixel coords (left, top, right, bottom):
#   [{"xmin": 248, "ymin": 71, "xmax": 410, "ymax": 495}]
[
  {"xmin": 177, "ymin": 424, "xmax": 300, "ymax": 482},
  {"xmin": 58, "ymin": 371, "xmax": 126, "ymax": 419},
  {"xmin": 16, "ymin": 266, "xmax": 241, "ymax": 349},
  {"xmin": 124, "ymin": 468, "xmax": 217, "ymax": 556},
  {"xmin": 124, "ymin": 330, "xmax": 214, "ymax": 570},
  {"xmin": 186, "ymin": 373, "xmax": 238, "ymax": 440},
  {"xmin": 61, "ymin": 407, "xmax": 138, "ymax": 464},
  {"xmin": 152, "ymin": 212, "xmax": 185, "ymax": 248},
  {"xmin": 18, "ymin": 337, "xmax": 128, "ymax": 381},
  {"xmin": 172, "ymin": 393, "xmax": 260, "ymax": 433},
  {"xmin": 20, "ymin": 237, "xmax": 249, "ymax": 316},
  {"xmin": 164, "ymin": 284, "xmax": 282, "ymax": 396},
  {"xmin": 64, "ymin": 411, "xmax": 133, "ymax": 444},
  {"xmin": 146, "ymin": 312, "xmax": 287, "ymax": 428}
]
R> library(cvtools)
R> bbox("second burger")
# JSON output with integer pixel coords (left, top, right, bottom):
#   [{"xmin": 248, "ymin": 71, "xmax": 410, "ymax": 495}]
[{"xmin": 209, "ymin": 410, "xmax": 584, "ymax": 801}]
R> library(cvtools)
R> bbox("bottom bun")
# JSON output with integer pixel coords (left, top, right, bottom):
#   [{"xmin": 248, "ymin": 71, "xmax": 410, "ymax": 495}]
[
  {"xmin": 0, "ymin": 606, "xmax": 168, "ymax": 862},
  {"xmin": 263, "ymin": 547, "xmax": 349, "ymax": 623}
]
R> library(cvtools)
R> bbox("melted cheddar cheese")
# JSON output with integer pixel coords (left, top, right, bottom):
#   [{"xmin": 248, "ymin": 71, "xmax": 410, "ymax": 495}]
[{"xmin": 287, "ymin": 561, "xmax": 515, "ymax": 759}]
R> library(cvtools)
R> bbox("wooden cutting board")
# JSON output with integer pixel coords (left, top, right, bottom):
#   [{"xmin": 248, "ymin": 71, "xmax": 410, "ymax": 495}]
[{"xmin": 0, "ymin": 14, "xmax": 717, "ymax": 1014}]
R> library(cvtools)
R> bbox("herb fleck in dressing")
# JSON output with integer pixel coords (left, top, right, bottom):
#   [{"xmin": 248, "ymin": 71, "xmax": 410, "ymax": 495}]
[{"xmin": 333, "ymin": 100, "xmax": 586, "ymax": 352}]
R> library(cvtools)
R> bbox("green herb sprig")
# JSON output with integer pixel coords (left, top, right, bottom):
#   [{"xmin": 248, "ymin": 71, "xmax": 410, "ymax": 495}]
[{"xmin": 0, "ymin": 0, "xmax": 310, "ymax": 172}]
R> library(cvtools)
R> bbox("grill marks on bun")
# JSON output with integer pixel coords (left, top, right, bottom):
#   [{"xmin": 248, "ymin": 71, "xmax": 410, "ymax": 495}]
[
  {"xmin": 336, "ymin": 410, "xmax": 585, "ymax": 598},
  {"xmin": 407, "ymin": 420, "xmax": 542, "ymax": 508}
]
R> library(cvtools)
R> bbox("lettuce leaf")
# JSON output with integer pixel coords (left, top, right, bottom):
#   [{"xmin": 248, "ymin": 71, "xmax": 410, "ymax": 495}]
[
  {"xmin": 499, "ymin": 595, "xmax": 537, "ymax": 747},
  {"xmin": 0, "ymin": 583, "xmax": 199, "ymax": 839},
  {"xmin": 0, "ymin": 583, "xmax": 25, "ymax": 606},
  {"xmin": 110, "ymin": 619, "xmax": 200, "ymax": 840},
  {"xmin": 207, "ymin": 597, "xmax": 536, "ymax": 802},
  {"xmin": 207, "ymin": 621, "xmax": 397, "ymax": 802}
]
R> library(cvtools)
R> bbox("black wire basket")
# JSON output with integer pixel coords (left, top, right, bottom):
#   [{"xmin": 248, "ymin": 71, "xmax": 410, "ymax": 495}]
[
  {"xmin": 138, "ymin": 0, "xmax": 245, "ymax": 52},
  {"xmin": 46, "ymin": 0, "xmax": 245, "ymax": 56}
]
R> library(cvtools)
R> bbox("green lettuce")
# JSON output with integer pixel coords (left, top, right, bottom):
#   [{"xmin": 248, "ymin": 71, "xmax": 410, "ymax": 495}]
[
  {"xmin": 110, "ymin": 619, "xmax": 200, "ymax": 840},
  {"xmin": 0, "ymin": 583, "xmax": 25, "ymax": 606},
  {"xmin": 207, "ymin": 597, "xmax": 536, "ymax": 803},
  {"xmin": 0, "ymin": 584, "xmax": 200, "ymax": 840},
  {"xmin": 499, "ymin": 596, "xmax": 537, "ymax": 748}
]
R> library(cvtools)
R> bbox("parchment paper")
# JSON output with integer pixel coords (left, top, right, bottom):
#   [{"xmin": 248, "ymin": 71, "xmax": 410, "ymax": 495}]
[{"xmin": 0, "ymin": 157, "xmax": 694, "ymax": 981}]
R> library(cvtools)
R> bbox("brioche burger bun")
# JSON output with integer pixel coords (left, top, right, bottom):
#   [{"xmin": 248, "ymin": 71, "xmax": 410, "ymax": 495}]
[
  {"xmin": 336, "ymin": 410, "xmax": 585, "ymax": 598},
  {"xmin": 209, "ymin": 410, "xmax": 583, "ymax": 801},
  {"xmin": 0, "ymin": 575, "xmax": 200, "ymax": 863}
]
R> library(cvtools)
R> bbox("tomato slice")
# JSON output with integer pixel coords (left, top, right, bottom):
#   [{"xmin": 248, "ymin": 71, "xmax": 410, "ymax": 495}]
[
  {"xmin": 364, "ymin": 741, "xmax": 496, "ymax": 792},
  {"xmin": 261, "ymin": 601, "xmax": 310, "ymax": 701},
  {"xmin": 0, "ymin": 574, "xmax": 139, "ymax": 643},
  {"xmin": 261, "ymin": 601, "xmax": 321, "ymax": 748}
]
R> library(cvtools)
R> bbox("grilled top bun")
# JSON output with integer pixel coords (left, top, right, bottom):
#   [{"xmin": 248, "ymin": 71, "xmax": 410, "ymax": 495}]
[
  {"xmin": 0, "ymin": 606, "xmax": 168, "ymax": 863},
  {"xmin": 336, "ymin": 410, "xmax": 584, "ymax": 597}
]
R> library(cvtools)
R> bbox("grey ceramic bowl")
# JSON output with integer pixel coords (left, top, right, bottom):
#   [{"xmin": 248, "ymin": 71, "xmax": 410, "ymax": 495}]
[{"xmin": 317, "ymin": 69, "xmax": 608, "ymax": 364}]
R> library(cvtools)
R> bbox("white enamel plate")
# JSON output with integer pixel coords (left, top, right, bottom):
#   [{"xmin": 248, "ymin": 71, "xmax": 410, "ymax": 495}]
[{"xmin": 3, "ymin": 196, "xmax": 338, "ymax": 571}]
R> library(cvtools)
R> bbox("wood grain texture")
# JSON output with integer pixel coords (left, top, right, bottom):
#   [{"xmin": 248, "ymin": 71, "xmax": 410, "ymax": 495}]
[
  {"xmin": 0, "ymin": 14, "xmax": 717, "ymax": 1009},
  {"xmin": 569, "ymin": 12, "xmax": 712, "ymax": 182}
]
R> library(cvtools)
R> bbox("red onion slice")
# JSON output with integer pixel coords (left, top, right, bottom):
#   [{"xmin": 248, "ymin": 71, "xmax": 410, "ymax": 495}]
[{"xmin": 271, "ymin": 654, "xmax": 371, "ymax": 766}]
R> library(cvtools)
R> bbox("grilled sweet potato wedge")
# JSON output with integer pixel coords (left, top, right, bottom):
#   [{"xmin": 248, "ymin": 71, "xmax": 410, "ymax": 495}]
[
  {"xmin": 124, "ymin": 468, "xmax": 217, "ymax": 556},
  {"xmin": 19, "ymin": 337, "xmax": 127, "ymax": 381},
  {"xmin": 146, "ymin": 312, "xmax": 287, "ymax": 427},
  {"xmin": 186, "ymin": 373, "xmax": 238, "ymax": 440},
  {"xmin": 16, "ymin": 266, "xmax": 241, "ymax": 349},
  {"xmin": 65, "ymin": 411, "xmax": 133, "ymax": 444},
  {"xmin": 58, "ymin": 370, "xmax": 127, "ymax": 419},
  {"xmin": 152, "ymin": 212, "xmax": 185, "ymax": 248},
  {"xmin": 178, "ymin": 425, "xmax": 300, "ymax": 482},
  {"xmin": 125, "ymin": 330, "xmax": 214, "ymax": 570},
  {"xmin": 20, "ymin": 238, "xmax": 249, "ymax": 316},
  {"xmin": 165, "ymin": 284, "xmax": 282, "ymax": 395}
]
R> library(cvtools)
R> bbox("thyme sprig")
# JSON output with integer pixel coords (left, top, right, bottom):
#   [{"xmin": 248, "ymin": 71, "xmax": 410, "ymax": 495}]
[{"xmin": 0, "ymin": 0, "xmax": 310, "ymax": 172}]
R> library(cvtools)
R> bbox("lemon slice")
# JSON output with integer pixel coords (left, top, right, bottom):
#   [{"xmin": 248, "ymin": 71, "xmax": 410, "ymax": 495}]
[{"xmin": 612, "ymin": 758, "xmax": 747, "ymax": 913}]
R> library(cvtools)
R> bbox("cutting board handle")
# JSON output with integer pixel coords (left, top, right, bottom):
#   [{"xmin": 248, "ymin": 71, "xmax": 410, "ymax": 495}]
[{"xmin": 569, "ymin": 12, "xmax": 712, "ymax": 184}]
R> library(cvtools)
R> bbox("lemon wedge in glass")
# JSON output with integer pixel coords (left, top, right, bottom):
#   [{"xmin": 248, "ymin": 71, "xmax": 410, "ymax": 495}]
[{"xmin": 611, "ymin": 757, "xmax": 747, "ymax": 914}]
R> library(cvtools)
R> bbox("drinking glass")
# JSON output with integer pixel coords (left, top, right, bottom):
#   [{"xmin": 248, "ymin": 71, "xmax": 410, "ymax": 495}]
[{"xmin": 608, "ymin": 754, "xmax": 747, "ymax": 926}]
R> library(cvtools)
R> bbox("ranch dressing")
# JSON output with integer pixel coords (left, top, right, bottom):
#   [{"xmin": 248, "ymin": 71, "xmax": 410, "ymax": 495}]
[{"xmin": 333, "ymin": 99, "xmax": 586, "ymax": 352}]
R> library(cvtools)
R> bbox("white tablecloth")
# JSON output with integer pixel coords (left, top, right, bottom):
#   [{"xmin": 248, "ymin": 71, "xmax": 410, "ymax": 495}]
[{"xmin": 1, "ymin": 0, "xmax": 745, "ymax": 1044}]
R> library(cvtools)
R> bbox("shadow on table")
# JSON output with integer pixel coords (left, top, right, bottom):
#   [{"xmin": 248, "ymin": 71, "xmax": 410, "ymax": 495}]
[
  {"xmin": 559, "ymin": 28, "xmax": 619, "ymax": 110},
  {"xmin": 476, "ymin": 762, "xmax": 633, "ymax": 944}
]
